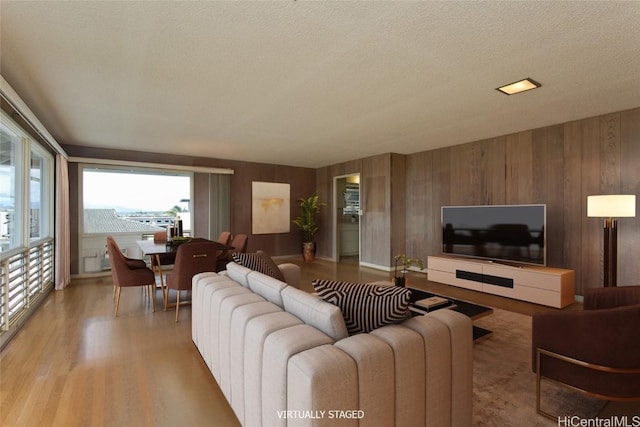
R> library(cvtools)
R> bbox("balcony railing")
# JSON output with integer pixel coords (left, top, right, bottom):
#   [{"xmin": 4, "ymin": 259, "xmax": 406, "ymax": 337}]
[{"xmin": 0, "ymin": 238, "xmax": 54, "ymax": 332}]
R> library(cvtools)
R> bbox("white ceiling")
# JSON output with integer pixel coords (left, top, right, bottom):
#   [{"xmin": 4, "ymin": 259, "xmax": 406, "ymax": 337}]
[{"xmin": 1, "ymin": 1, "xmax": 639, "ymax": 168}]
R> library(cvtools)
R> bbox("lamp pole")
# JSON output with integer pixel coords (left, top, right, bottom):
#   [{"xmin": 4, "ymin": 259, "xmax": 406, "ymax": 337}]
[
  {"xmin": 587, "ymin": 194, "xmax": 636, "ymax": 288},
  {"xmin": 603, "ymin": 217, "xmax": 617, "ymax": 287}
]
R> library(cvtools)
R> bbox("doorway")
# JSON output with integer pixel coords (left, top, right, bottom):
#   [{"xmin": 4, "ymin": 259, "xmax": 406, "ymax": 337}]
[{"xmin": 333, "ymin": 174, "xmax": 360, "ymax": 262}]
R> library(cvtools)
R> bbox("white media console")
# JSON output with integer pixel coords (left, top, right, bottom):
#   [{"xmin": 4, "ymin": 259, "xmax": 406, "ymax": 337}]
[{"xmin": 427, "ymin": 256, "xmax": 575, "ymax": 308}]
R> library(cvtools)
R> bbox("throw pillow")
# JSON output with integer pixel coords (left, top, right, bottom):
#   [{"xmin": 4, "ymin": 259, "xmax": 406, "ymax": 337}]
[
  {"xmin": 311, "ymin": 280, "xmax": 412, "ymax": 335},
  {"xmin": 232, "ymin": 251, "xmax": 286, "ymax": 282}
]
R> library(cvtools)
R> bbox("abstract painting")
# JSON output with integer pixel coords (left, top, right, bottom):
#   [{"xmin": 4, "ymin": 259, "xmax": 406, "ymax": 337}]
[{"xmin": 252, "ymin": 181, "xmax": 290, "ymax": 234}]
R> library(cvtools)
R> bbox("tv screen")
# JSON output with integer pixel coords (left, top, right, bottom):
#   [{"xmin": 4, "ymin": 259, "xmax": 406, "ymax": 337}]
[{"xmin": 441, "ymin": 204, "xmax": 546, "ymax": 266}]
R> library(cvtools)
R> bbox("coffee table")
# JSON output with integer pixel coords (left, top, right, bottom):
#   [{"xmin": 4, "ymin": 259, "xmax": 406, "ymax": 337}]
[{"xmin": 408, "ymin": 287, "xmax": 493, "ymax": 341}]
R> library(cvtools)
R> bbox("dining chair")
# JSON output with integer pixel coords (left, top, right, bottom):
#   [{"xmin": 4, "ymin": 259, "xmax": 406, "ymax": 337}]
[
  {"xmin": 166, "ymin": 241, "xmax": 220, "ymax": 321},
  {"xmin": 152, "ymin": 230, "xmax": 177, "ymax": 265},
  {"xmin": 107, "ymin": 236, "xmax": 149, "ymax": 299},
  {"xmin": 106, "ymin": 236, "xmax": 156, "ymax": 316},
  {"xmin": 149, "ymin": 231, "xmax": 176, "ymax": 296},
  {"xmin": 216, "ymin": 231, "xmax": 232, "ymax": 246},
  {"xmin": 215, "ymin": 233, "xmax": 249, "ymax": 272}
]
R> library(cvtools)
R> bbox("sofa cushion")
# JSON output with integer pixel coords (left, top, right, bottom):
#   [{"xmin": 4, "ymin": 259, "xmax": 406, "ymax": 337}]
[
  {"xmin": 312, "ymin": 280, "xmax": 412, "ymax": 335},
  {"xmin": 281, "ymin": 286, "xmax": 349, "ymax": 341},
  {"xmin": 232, "ymin": 251, "xmax": 286, "ymax": 282},
  {"xmin": 225, "ymin": 261, "xmax": 253, "ymax": 287},
  {"xmin": 247, "ymin": 271, "xmax": 288, "ymax": 308}
]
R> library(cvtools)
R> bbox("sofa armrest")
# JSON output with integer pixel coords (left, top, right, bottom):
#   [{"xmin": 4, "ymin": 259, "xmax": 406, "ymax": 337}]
[
  {"xmin": 278, "ymin": 263, "xmax": 300, "ymax": 288},
  {"xmin": 584, "ymin": 285, "xmax": 640, "ymax": 310}
]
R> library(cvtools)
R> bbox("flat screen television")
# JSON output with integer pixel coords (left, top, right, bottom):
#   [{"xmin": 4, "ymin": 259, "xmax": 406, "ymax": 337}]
[{"xmin": 441, "ymin": 204, "xmax": 546, "ymax": 266}]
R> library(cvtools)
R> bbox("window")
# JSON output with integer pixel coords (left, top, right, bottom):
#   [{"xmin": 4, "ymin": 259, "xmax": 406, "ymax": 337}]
[
  {"xmin": 80, "ymin": 166, "xmax": 192, "ymax": 274},
  {"xmin": 0, "ymin": 111, "xmax": 54, "ymax": 335},
  {"xmin": 0, "ymin": 125, "xmax": 23, "ymax": 252},
  {"xmin": 30, "ymin": 145, "xmax": 53, "ymax": 241}
]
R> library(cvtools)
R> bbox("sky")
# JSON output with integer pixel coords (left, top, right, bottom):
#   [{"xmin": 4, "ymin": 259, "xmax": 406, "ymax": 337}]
[{"xmin": 83, "ymin": 170, "xmax": 190, "ymax": 213}]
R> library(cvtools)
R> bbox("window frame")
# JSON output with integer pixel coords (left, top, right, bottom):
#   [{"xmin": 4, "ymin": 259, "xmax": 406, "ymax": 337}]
[
  {"xmin": 0, "ymin": 110, "xmax": 55, "ymax": 334},
  {"xmin": 78, "ymin": 163, "xmax": 194, "ymax": 275},
  {"xmin": 29, "ymin": 143, "xmax": 54, "ymax": 243}
]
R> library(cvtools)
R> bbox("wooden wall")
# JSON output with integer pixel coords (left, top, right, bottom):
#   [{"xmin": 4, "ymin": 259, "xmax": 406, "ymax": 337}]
[
  {"xmin": 64, "ymin": 145, "xmax": 316, "ymax": 275},
  {"xmin": 315, "ymin": 158, "xmax": 363, "ymax": 260},
  {"xmin": 64, "ymin": 107, "xmax": 640, "ymax": 294},
  {"xmin": 318, "ymin": 107, "xmax": 640, "ymax": 295},
  {"xmin": 315, "ymin": 153, "xmax": 405, "ymax": 267},
  {"xmin": 404, "ymin": 107, "xmax": 640, "ymax": 295}
]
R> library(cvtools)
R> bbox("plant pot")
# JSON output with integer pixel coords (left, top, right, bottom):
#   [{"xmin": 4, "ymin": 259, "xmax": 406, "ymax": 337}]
[
  {"xmin": 302, "ymin": 242, "xmax": 316, "ymax": 262},
  {"xmin": 394, "ymin": 277, "xmax": 406, "ymax": 287}
]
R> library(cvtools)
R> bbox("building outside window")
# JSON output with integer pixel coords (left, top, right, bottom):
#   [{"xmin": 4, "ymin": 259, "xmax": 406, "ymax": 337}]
[
  {"xmin": 80, "ymin": 166, "xmax": 192, "ymax": 274},
  {"xmin": 0, "ymin": 125, "xmax": 23, "ymax": 253}
]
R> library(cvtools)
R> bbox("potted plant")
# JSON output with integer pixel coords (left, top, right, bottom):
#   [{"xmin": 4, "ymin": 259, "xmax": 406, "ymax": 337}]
[
  {"xmin": 292, "ymin": 192, "xmax": 325, "ymax": 262},
  {"xmin": 393, "ymin": 254, "xmax": 424, "ymax": 287}
]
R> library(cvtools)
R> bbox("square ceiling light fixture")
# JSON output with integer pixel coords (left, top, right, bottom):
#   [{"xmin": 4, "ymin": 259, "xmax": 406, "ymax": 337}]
[{"xmin": 496, "ymin": 78, "xmax": 541, "ymax": 95}]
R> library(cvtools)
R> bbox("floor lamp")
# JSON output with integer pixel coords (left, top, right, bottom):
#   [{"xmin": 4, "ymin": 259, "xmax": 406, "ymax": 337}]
[{"xmin": 587, "ymin": 194, "xmax": 636, "ymax": 287}]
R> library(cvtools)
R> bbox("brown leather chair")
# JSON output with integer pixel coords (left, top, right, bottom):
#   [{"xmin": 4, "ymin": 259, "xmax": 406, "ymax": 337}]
[
  {"xmin": 106, "ymin": 236, "xmax": 156, "ymax": 316},
  {"xmin": 166, "ymin": 241, "xmax": 220, "ymax": 321},
  {"xmin": 532, "ymin": 285, "xmax": 640, "ymax": 419},
  {"xmin": 215, "ymin": 233, "xmax": 248, "ymax": 272}
]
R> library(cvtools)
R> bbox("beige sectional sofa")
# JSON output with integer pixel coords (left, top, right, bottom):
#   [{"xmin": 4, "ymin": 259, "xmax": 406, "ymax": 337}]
[{"xmin": 192, "ymin": 261, "xmax": 473, "ymax": 426}]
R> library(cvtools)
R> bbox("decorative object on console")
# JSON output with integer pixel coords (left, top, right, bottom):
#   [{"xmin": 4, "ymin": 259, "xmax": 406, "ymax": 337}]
[
  {"xmin": 292, "ymin": 192, "xmax": 325, "ymax": 262},
  {"xmin": 393, "ymin": 254, "xmax": 424, "ymax": 287},
  {"xmin": 312, "ymin": 279, "xmax": 412, "ymax": 334},
  {"xmin": 587, "ymin": 194, "xmax": 636, "ymax": 287}
]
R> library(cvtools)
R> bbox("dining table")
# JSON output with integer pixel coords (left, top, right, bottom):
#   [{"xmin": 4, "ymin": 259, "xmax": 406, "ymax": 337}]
[{"xmin": 136, "ymin": 238, "xmax": 234, "ymax": 309}]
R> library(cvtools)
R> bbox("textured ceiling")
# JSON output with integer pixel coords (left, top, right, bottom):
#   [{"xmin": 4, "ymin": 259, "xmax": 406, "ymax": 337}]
[{"xmin": 1, "ymin": 1, "xmax": 639, "ymax": 168}]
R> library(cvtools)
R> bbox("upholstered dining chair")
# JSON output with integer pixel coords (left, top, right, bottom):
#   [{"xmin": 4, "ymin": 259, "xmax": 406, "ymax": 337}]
[
  {"xmin": 149, "ymin": 231, "xmax": 176, "ymax": 290},
  {"xmin": 106, "ymin": 236, "xmax": 148, "ymax": 302},
  {"xmin": 532, "ymin": 285, "xmax": 640, "ymax": 419},
  {"xmin": 152, "ymin": 230, "xmax": 176, "ymax": 265},
  {"xmin": 216, "ymin": 231, "xmax": 232, "ymax": 246},
  {"xmin": 166, "ymin": 241, "xmax": 220, "ymax": 321},
  {"xmin": 215, "ymin": 233, "xmax": 248, "ymax": 272},
  {"xmin": 106, "ymin": 236, "xmax": 156, "ymax": 316}
]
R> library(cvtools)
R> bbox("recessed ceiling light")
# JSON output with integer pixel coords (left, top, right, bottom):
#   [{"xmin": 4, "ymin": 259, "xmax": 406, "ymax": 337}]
[{"xmin": 496, "ymin": 78, "xmax": 541, "ymax": 95}]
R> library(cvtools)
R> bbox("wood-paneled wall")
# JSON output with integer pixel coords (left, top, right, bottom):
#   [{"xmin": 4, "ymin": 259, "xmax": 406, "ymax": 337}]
[
  {"xmin": 318, "ymin": 107, "xmax": 640, "ymax": 295},
  {"xmin": 65, "ymin": 107, "xmax": 640, "ymax": 294},
  {"xmin": 404, "ymin": 107, "xmax": 640, "ymax": 295},
  {"xmin": 315, "ymin": 159, "xmax": 363, "ymax": 260},
  {"xmin": 315, "ymin": 153, "xmax": 405, "ymax": 267}
]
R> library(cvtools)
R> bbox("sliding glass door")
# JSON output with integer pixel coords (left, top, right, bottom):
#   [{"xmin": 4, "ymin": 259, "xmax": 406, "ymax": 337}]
[{"xmin": 0, "ymin": 111, "xmax": 54, "ymax": 336}]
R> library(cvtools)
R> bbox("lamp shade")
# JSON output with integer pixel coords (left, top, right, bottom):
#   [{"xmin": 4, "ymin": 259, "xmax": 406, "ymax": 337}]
[{"xmin": 587, "ymin": 195, "xmax": 636, "ymax": 218}]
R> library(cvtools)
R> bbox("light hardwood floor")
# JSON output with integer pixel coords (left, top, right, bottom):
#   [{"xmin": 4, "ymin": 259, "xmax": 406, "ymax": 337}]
[{"xmin": 0, "ymin": 257, "xmax": 574, "ymax": 426}]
